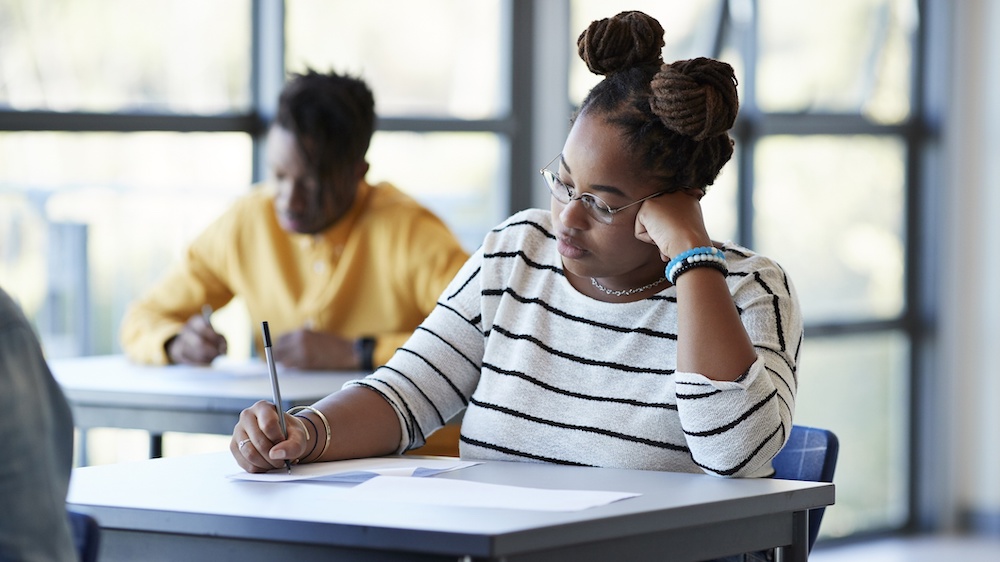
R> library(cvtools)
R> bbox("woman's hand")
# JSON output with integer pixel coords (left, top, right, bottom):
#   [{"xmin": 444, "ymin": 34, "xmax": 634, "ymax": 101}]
[
  {"xmin": 231, "ymin": 400, "xmax": 311, "ymax": 473},
  {"xmin": 633, "ymin": 189, "xmax": 712, "ymax": 260}
]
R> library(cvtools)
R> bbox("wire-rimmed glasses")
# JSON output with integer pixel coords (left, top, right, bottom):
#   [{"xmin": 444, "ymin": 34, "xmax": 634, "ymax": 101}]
[{"xmin": 539, "ymin": 155, "xmax": 669, "ymax": 224}]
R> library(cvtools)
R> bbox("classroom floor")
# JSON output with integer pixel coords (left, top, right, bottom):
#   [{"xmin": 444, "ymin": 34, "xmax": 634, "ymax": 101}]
[{"xmin": 809, "ymin": 534, "xmax": 1000, "ymax": 561}]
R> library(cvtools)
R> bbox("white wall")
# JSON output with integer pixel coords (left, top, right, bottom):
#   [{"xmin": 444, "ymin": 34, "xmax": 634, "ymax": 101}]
[{"xmin": 942, "ymin": 0, "xmax": 1000, "ymax": 530}]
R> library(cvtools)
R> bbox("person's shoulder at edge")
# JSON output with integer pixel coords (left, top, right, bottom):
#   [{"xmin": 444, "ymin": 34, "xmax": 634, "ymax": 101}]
[
  {"xmin": 719, "ymin": 240, "xmax": 788, "ymax": 276},
  {"xmin": 364, "ymin": 181, "xmax": 423, "ymax": 210},
  {"xmin": 210, "ymin": 182, "xmax": 282, "ymax": 235},
  {"xmin": 355, "ymin": 181, "xmax": 464, "ymax": 242},
  {"xmin": 191, "ymin": 182, "xmax": 277, "ymax": 227},
  {"xmin": 241, "ymin": 182, "xmax": 278, "ymax": 210},
  {"xmin": 352, "ymin": 181, "xmax": 444, "ymax": 225}
]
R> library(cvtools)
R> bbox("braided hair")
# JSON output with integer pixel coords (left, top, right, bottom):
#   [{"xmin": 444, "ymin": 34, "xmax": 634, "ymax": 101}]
[
  {"xmin": 274, "ymin": 69, "xmax": 375, "ymax": 185},
  {"xmin": 576, "ymin": 11, "xmax": 739, "ymax": 194}
]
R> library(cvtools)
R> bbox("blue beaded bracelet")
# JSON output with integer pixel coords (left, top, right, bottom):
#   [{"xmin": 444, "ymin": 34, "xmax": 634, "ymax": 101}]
[
  {"xmin": 666, "ymin": 246, "xmax": 724, "ymax": 272},
  {"xmin": 666, "ymin": 246, "xmax": 727, "ymax": 284}
]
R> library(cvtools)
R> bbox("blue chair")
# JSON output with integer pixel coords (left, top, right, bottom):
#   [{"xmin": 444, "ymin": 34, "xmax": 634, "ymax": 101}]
[
  {"xmin": 771, "ymin": 425, "xmax": 839, "ymax": 553},
  {"xmin": 67, "ymin": 509, "xmax": 100, "ymax": 562}
]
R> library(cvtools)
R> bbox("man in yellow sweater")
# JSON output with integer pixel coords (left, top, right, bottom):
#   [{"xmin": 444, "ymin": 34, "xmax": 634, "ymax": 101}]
[{"xmin": 120, "ymin": 70, "xmax": 469, "ymax": 372}]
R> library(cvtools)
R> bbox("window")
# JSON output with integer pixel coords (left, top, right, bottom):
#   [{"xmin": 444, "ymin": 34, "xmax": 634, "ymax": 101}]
[
  {"xmin": 286, "ymin": 0, "xmax": 509, "ymax": 251},
  {"xmin": 750, "ymin": 0, "xmax": 919, "ymax": 538},
  {"xmin": 0, "ymin": 0, "xmax": 255, "ymax": 358},
  {"xmin": 1, "ymin": 0, "xmax": 933, "ymax": 538},
  {"xmin": 570, "ymin": 0, "xmax": 923, "ymax": 539}
]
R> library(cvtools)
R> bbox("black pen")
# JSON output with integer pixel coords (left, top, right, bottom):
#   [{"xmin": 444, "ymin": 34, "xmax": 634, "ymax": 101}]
[{"xmin": 261, "ymin": 321, "xmax": 292, "ymax": 474}]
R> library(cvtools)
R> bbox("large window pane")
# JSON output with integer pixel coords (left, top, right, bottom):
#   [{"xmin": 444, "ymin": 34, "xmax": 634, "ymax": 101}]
[
  {"xmin": 796, "ymin": 332, "xmax": 910, "ymax": 538},
  {"xmin": 753, "ymin": 135, "xmax": 905, "ymax": 323},
  {"xmin": 702, "ymin": 151, "xmax": 738, "ymax": 244},
  {"xmin": 757, "ymin": 0, "xmax": 916, "ymax": 123},
  {"xmin": 286, "ymin": 0, "xmax": 503, "ymax": 119},
  {"xmin": 367, "ymin": 131, "xmax": 505, "ymax": 252},
  {"xmin": 0, "ymin": 132, "xmax": 252, "ymax": 358},
  {"xmin": 0, "ymin": 0, "xmax": 251, "ymax": 113},
  {"xmin": 570, "ymin": 0, "xmax": 724, "ymax": 105}
]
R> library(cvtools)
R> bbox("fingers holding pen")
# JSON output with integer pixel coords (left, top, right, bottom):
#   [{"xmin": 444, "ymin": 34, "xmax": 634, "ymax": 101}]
[
  {"xmin": 232, "ymin": 401, "xmax": 309, "ymax": 473},
  {"xmin": 192, "ymin": 310, "xmax": 228, "ymax": 355},
  {"xmin": 232, "ymin": 432, "xmax": 271, "ymax": 473}
]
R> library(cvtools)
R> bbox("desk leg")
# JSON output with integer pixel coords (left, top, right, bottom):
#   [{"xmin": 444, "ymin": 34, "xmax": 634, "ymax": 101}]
[
  {"xmin": 149, "ymin": 432, "xmax": 163, "ymax": 458},
  {"xmin": 76, "ymin": 428, "xmax": 90, "ymax": 466},
  {"xmin": 774, "ymin": 510, "xmax": 809, "ymax": 562}
]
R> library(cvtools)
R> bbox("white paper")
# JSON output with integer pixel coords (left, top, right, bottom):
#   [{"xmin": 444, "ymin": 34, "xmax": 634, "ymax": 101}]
[
  {"xmin": 226, "ymin": 456, "xmax": 639, "ymax": 511},
  {"xmin": 339, "ymin": 476, "xmax": 640, "ymax": 511},
  {"xmin": 227, "ymin": 456, "xmax": 479, "ymax": 483}
]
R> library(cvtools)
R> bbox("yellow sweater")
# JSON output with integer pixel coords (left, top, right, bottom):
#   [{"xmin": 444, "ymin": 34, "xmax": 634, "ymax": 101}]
[{"xmin": 120, "ymin": 181, "xmax": 469, "ymax": 367}]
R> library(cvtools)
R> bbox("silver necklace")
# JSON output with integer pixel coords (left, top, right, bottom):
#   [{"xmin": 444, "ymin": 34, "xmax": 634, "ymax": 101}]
[{"xmin": 590, "ymin": 276, "xmax": 667, "ymax": 297}]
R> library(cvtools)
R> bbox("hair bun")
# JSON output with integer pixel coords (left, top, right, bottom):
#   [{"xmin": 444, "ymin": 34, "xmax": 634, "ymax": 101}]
[
  {"xmin": 649, "ymin": 58, "xmax": 739, "ymax": 141},
  {"xmin": 577, "ymin": 11, "xmax": 665, "ymax": 76}
]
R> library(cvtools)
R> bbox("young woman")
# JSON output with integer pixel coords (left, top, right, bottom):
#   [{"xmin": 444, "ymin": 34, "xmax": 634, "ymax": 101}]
[{"xmin": 232, "ymin": 10, "xmax": 801, "ymax": 482}]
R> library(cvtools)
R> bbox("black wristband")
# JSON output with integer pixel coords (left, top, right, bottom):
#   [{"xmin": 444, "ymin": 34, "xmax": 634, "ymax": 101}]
[
  {"xmin": 295, "ymin": 415, "xmax": 320, "ymax": 462},
  {"xmin": 355, "ymin": 337, "xmax": 376, "ymax": 372},
  {"xmin": 672, "ymin": 260, "xmax": 728, "ymax": 283}
]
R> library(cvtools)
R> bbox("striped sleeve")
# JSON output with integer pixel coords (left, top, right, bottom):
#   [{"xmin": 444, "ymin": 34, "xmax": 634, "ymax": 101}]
[
  {"xmin": 344, "ymin": 248, "xmax": 487, "ymax": 451},
  {"xmin": 675, "ymin": 256, "xmax": 802, "ymax": 477}
]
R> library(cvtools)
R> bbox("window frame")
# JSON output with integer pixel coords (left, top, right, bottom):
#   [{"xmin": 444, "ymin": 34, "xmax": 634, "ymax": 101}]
[{"xmin": 0, "ymin": 0, "xmax": 940, "ymax": 540}]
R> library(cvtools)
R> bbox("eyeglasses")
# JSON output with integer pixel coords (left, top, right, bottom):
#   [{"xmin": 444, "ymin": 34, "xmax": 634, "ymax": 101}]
[{"xmin": 539, "ymin": 155, "xmax": 669, "ymax": 224}]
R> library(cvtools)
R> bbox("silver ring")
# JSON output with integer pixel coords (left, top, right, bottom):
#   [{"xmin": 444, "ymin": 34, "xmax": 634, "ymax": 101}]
[{"xmin": 238, "ymin": 438, "xmax": 251, "ymax": 449}]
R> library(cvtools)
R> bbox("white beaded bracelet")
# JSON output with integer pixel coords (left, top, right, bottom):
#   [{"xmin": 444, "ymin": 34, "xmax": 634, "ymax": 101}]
[{"xmin": 667, "ymin": 254, "xmax": 727, "ymax": 284}]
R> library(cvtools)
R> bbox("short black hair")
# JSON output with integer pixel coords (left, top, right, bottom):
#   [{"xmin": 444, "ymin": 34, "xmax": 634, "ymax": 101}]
[{"xmin": 274, "ymin": 69, "xmax": 376, "ymax": 181}]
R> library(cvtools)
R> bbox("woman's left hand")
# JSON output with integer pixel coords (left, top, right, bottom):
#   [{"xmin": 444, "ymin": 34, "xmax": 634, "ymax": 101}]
[{"xmin": 633, "ymin": 189, "xmax": 712, "ymax": 260}]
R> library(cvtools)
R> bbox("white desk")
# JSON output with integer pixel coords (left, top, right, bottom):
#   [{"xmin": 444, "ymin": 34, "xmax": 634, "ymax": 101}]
[
  {"xmin": 68, "ymin": 452, "xmax": 834, "ymax": 561},
  {"xmin": 49, "ymin": 355, "xmax": 362, "ymax": 461}
]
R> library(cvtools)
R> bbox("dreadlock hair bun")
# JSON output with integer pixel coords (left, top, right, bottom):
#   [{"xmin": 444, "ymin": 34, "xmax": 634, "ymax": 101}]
[
  {"xmin": 650, "ymin": 57, "xmax": 739, "ymax": 141},
  {"xmin": 577, "ymin": 11, "xmax": 665, "ymax": 76}
]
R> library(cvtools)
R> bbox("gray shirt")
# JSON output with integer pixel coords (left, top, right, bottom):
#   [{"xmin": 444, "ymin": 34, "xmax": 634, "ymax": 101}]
[{"xmin": 0, "ymin": 287, "xmax": 76, "ymax": 562}]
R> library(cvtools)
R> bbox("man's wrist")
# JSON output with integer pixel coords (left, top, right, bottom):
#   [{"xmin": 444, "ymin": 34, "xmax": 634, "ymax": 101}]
[
  {"xmin": 354, "ymin": 337, "xmax": 376, "ymax": 371},
  {"xmin": 164, "ymin": 335, "xmax": 179, "ymax": 364}
]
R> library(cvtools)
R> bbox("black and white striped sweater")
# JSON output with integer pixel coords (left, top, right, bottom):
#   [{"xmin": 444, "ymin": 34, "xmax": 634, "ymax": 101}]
[{"xmin": 348, "ymin": 209, "xmax": 802, "ymax": 477}]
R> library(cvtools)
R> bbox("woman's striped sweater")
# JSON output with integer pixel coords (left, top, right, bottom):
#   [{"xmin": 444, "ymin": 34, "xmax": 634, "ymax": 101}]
[{"xmin": 347, "ymin": 209, "xmax": 802, "ymax": 477}]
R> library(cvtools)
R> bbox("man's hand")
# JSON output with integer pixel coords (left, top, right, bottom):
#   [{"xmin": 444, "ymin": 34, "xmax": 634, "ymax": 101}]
[
  {"xmin": 166, "ymin": 313, "xmax": 228, "ymax": 365},
  {"xmin": 272, "ymin": 328, "xmax": 359, "ymax": 370}
]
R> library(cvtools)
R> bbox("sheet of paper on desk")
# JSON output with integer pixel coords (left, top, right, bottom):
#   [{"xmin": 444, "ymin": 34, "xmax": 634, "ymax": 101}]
[
  {"xmin": 197, "ymin": 357, "xmax": 269, "ymax": 377},
  {"xmin": 227, "ymin": 456, "xmax": 480, "ymax": 483},
  {"xmin": 340, "ymin": 476, "xmax": 641, "ymax": 511}
]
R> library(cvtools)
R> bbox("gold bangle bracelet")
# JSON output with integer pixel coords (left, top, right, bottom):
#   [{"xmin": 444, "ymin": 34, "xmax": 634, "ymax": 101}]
[
  {"xmin": 289, "ymin": 414, "xmax": 311, "ymax": 442},
  {"xmin": 287, "ymin": 405, "xmax": 331, "ymax": 461}
]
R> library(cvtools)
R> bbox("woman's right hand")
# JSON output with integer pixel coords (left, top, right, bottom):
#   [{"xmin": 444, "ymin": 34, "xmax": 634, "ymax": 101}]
[
  {"xmin": 231, "ymin": 400, "xmax": 311, "ymax": 473},
  {"xmin": 633, "ymin": 189, "xmax": 712, "ymax": 262}
]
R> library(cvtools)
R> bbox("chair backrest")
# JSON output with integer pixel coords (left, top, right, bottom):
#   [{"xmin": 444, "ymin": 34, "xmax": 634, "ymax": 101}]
[
  {"xmin": 771, "ymin": 425, "xmax": 839, "ymax": 553},
  {"xmin": 67, "ymin": 509, "xmax": 101, "ymax": 562}
]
